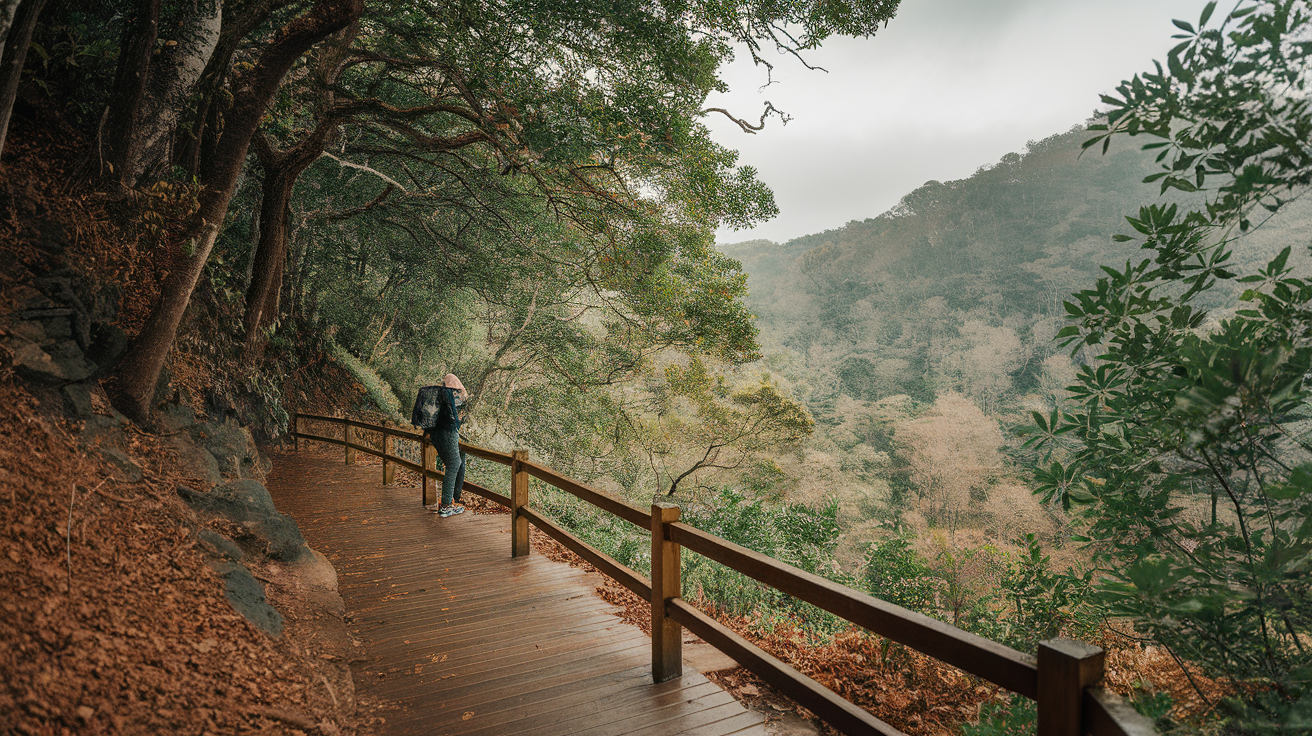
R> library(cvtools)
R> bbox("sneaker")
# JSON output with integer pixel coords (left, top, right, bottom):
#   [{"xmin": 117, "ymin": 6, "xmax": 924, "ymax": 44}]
[{"xmin": 438, "ymin": 504, "xmax": 464, "ymax": 518}]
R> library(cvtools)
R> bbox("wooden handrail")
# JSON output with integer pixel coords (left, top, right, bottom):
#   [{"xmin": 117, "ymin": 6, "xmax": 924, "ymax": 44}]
[
  {"xmin": 669, "ymin": 521, "xmax": 1039, "ymax": 698},
  {"xmin": 290, "ymin": 412, "xmax": 1155, "ymax": 736},
  {"xmin": 519, "ymin": 459, "xmax": 650, "ymax": 528},
  {"xmin": 1084, "ymin": 688, "xmax": 1156, "ymax": 736},
  {"xmin": 667, "ymin": 598, "xmax": 905, "ymax": 736}
]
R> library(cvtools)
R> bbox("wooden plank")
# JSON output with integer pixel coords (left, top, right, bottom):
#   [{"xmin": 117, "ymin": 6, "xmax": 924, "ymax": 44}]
[
  {"xmin": 387, "ymin": 666, "xmax": 686, "ymax": 734},
  {"xmin": 384, "ymin": 640, "xmax": 653, "ymax": 701},
  {"xmin": 266, "ymin": 453, "xmax": 763, "ymax": 736},
  {"xmin": 296, "ymin": 431, "xmax": 343, "ymax": 446},
  {"xmin": 667, "ymin": 598, "xmax": 904, "ymax": 736},
  {"xmin": 674, "ymin": 710, "xmax": 770, "ymax": 736},
  {"xmin": 363, "ymin": 607, "xmax": 625, "ymax": 652},
  {"xmin": 1083, "ymin": 688, "xmax": 1156, "ymax": 736},
  {"xmin": 520, "ymin": 460, "xmax": 650, "ymax": 528},
  {"xmin": 535, "ymin": 689, "xmax": 742, "ymax": 736},
  {"xmin": 395, "ymin": 626, "xmax": 642, "ymax": 678},
  {"xmin": 669, "ymin": 522, "xmax": 1040, "ymax": 699},
  {"xmin": 398, "ymin": 667, "xmax": 683, "ymax": 735},
  {"xmin": 456, "ymin": 678, "xmax": 724, "ymax": 736},
  {"xmin": 344, "ymin": 440, "xmax": 383, "ymax": 459},
  {"xmin": 520, "ymin": 506, "xmax": 652, "ymax": 598},
  {"xmin": 462, "ymin": 442, "xmax": 513, "ymax": 464},
  {"xmin": 608, "ymin": 699, "xmax": 764, "ymax": 736}
]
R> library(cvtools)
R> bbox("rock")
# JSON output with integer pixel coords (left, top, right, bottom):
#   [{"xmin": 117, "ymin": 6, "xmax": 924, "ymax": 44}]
[
  {"xmin": 156, "ymin": 403, "xmax": 199, "ymax": 434},
  {"xmin": 79, "ymin": 412, "xmax": 128, "ymax": 453},
  {"xmin": 178, "ymin": 480, "xmax": 309, "ymax": 562},
  {"xmin": 167, "ymin": 436, "xmax": 222, "ymax": 486},
  {"xmin": 7, "ymin": 320, "xmax": 46, "ymax": 343},
  {"xmin": 100, "ymin": 449, "xmax": 143, "ymax": 482},
  {"xmin": 16, "ymin": 308, "xmax": 74, "ymax": 340},
  {"xmin": 61, "ymin": 382, "xmax": 94, "ymax": 418},
  {"xmin": 293, "ymin": 549, "xmax": 339, "ymax": 593},
  {"xmin": 198, "ymin": 417, "xmax": 270, "ymax": 480},
  {"xmin": 12, "ymin": 340, "xmax": 96, "ymax": 383},
  {"xmin": 197, "ymin": 529, "xmax": 243, "ymax": 561},
  {"xmin": 207, "ymin": 559, "xmax": 283, "ymax": 637}
]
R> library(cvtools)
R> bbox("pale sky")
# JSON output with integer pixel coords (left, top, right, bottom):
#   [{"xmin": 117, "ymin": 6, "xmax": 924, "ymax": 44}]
[{"xmin": 708, "ymin": 0, "xmax": 1213, "ymax": 245}]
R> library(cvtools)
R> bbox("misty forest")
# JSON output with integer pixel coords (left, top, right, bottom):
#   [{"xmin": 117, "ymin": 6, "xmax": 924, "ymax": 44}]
[{"xmin": 0, "ymin": 0, "xmax": 1309, "ymax": 735}]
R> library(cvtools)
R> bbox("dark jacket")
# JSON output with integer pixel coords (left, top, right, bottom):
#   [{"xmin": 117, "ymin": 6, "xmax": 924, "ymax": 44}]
[{"xmin": 411, "ymin": 385, "xmax": 462, "ymax": 431}]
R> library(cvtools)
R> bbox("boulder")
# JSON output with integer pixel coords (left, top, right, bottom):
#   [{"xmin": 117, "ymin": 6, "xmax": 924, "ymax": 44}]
[
  {"xmin": 207, "ymin": 559, "xmax": 283, "ymax": 637},
  {"xmin": 12, "ymin": 340, "xmax": 96, "ymax": 383},
  {"xmin": 177, "ymin": 480, "xmax": 309, "ymax": 562},
  {"xmin": 198, "ymin": 529, "xmax": 243, "ymax": 561},
  {"xmin": 198, "ymin": 417, "xmax": 271, "ymax": 480},
  {"xmin": 169, "ymin": 438, "xmax": 223, "ymax": 486},
  {"xmin": 61, "ymin": 382, "xmax": 94, "ymax": 418},
  {"xmin": 100, "ymin": 448, "xmax": 143, "ymax": 482},
  {"xmin": 79, "ymin": 411, "xmax": 129, "ymax": 453}
]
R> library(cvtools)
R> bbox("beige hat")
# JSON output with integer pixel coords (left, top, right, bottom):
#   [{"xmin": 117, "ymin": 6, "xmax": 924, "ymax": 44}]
[{"xmin": 443, "ymin": 373, "xmax": 467, "ymax": 398}]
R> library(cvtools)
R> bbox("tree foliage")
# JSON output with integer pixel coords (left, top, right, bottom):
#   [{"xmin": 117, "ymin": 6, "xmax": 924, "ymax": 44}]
[
  {"xmin": 1025, "ymin": 1, "xmax": 1312, "ymax": 717},
  {"xmin": 638, "ymin": 357, "xmax": 815, "ymax": 496}
]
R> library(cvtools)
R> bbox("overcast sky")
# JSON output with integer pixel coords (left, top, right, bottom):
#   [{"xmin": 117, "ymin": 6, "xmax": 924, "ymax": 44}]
[{"xmin": 707, "ymin": 0, "xmax": 1212, "ymax": 245}]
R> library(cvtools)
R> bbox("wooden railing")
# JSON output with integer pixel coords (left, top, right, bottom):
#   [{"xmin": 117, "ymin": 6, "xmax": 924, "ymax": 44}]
[{"xmin": 292, "ymin": 413, "xmax": 1156, "ymax": 736}]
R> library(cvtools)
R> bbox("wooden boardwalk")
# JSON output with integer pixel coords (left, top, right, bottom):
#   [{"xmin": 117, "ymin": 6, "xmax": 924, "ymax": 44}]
[{"xmin": 267, "ymin": 452, "xmax": 767, "ymax": 736}]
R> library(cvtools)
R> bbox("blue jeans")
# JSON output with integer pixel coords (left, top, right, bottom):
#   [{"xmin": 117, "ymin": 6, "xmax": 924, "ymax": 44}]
[{"xmin": 428, "ymin": 427, "xmax": 466, "ymax": 505}]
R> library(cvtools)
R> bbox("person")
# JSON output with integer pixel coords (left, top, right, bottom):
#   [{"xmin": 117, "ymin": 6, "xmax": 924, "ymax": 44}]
[{"xmin": 419, "ymin": 373, "xmax": 469, "ymax": 517}]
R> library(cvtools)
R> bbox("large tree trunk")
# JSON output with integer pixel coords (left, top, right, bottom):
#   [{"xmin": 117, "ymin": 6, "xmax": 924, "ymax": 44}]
[
  {"xmin": 102, "ymin": 0, "xmax": 160, "ymax": 183},
  {"xmin": 175, "ymin": 0, "xmax": 288, "ymax": 178},
  {"xmin": 0, "ymin": 0, "xmax": 47, "ymax": 159},
  {"xmin": 242, "ymin": 21, "xmax": 354, "ymax": 356},
  {"xmin": 104, "ymin": 0, "xmax": 222, "ymax": 186},
  {"xmin": 243, "ymin": 123, "xmax": 337, "ymax": 355},
  {"xmin": 0, "ymin": 0, "xmax": 23, "ymax": 62},
  {"xmin": 110, "ymin": 0, "xmax": 362, "ymax": 422},
  {"xmin": 130, "ymin": 0, "xmax": 222, "ymax": 182}
]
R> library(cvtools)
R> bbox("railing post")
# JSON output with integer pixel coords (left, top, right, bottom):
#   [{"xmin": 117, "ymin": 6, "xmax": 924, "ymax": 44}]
[
  {"xmin": 382, "ymin": 431, "xmax": 394, "ymax": 485},
  {"xmin": 344, "ymin": 423, "xmax": 356, "ymax": 465},
  {"xmin": 510, "ymin": 450, "xmax": 530, "ymax": 557},
  {"xmin": 1037, "ymin": 638, "xmax": 1105, "ymax": 736},
  {"xmin": 422, "ymin": 436, "xmax": 437, "ymax": 506},
  {"xmin": 650, "ymin": 501, "xmax": 682, "ymax": 682}
]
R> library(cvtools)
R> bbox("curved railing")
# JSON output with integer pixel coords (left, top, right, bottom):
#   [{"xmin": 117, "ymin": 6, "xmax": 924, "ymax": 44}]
[{"xmin": 292, "ymin": 412, "xmax": 1155, "ymax": 736}]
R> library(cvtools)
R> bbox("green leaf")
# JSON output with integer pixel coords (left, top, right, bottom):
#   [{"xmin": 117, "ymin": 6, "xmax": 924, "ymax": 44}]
[
  {"xmin": 1199, "ymin": 1, "xmax": 1216, "ymax": 27},
  {"xmin": 1172, "ymin": 19, "xmax": 1195, "ymax": 34}
]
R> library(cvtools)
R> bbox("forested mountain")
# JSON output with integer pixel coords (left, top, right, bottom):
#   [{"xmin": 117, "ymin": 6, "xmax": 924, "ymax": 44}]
[{"xmin": 724, "ymin": 124, "xmax": 1312, "ymax": 416}]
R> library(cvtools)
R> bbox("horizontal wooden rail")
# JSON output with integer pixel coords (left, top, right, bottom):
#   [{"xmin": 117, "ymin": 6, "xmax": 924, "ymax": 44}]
[
  {"xmin": 667, "ymin": 598, "xmax": 904, "ymax": 736},
  {"xmin": 668, "ymin": 521, "xmax": 1039, "ymax": 699},
  {"xmin": 291, "ymin": 414, "xmax": 511, "ymax": 509},
  {"xmin": 520, "ymin": 460, "xmax": 650, "ymax": 529},
  {"xmin": 520, "ymin": 506, "xmax": 651, "ymax": 599},
  {"xmin": 1084, "ymin": 688, "xmax": 1156, "ymax": 736},
  {"xmin": 461, "ymin": 443, "xmax": 513, "ymax": 464},
  {"xmin": 291, "ymin": 412, "xmax": 1154, "ymax": 736},
  {"xmin": 462, "ymin": 479, "xmax": 510, "ymax": 509},
  {"xmin": 296, "ymin": 431, "xmax": 345, "ymax": 446}
]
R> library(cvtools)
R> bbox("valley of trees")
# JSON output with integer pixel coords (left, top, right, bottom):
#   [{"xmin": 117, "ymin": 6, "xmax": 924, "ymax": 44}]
[{"xmin": 1, "ymin": 0, "xmax": 1309, "ymax": 733}]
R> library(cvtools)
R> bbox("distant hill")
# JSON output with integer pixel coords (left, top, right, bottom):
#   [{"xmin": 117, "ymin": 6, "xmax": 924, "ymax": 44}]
[{"xmin": 722, "ymin": 123, "xmax": 1311, "ymax": 415}]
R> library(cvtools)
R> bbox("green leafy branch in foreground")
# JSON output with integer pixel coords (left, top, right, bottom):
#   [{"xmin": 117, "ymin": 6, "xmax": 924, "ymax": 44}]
[{"xmin": 1025, "ymin": 1, "xmax": 1312, "ymax": 726}]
